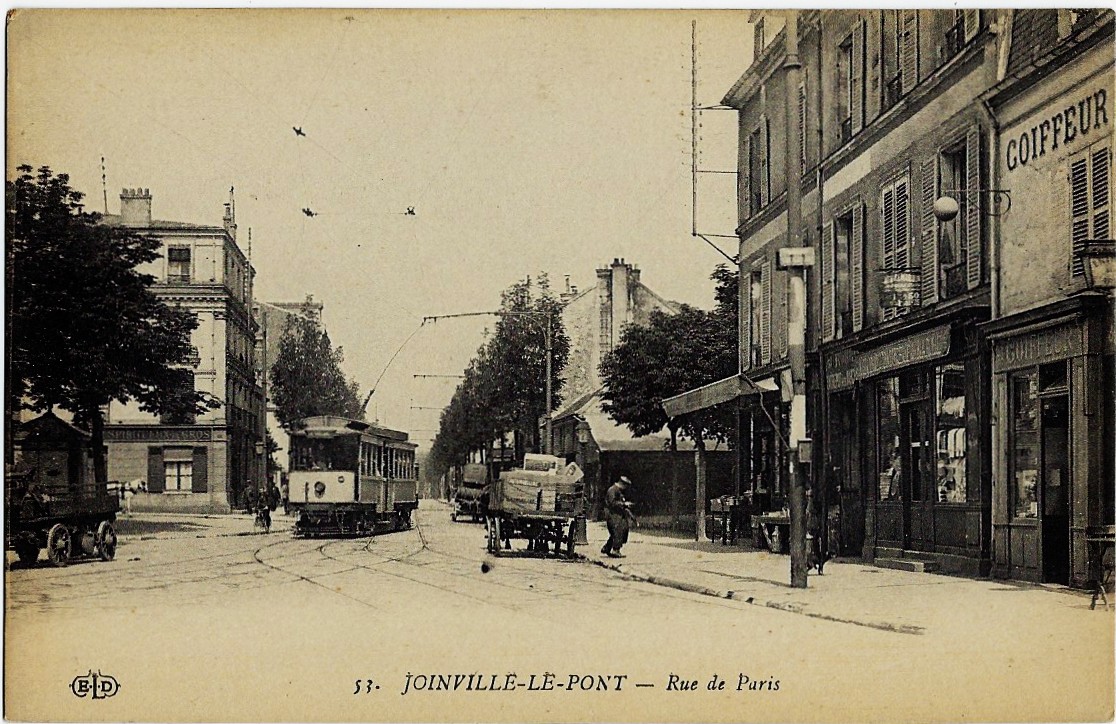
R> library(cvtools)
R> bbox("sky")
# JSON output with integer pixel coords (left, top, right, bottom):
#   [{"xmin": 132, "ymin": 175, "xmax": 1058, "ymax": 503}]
[{"xmin": 7, "ymin": 9, "xmax": 753, "ymax": 447}]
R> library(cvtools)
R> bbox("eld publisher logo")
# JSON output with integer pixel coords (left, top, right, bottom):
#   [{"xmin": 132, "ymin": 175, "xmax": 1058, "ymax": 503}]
[{"xmin": 70, "ymin": 671, "xmax": 120, "ymax": 700}]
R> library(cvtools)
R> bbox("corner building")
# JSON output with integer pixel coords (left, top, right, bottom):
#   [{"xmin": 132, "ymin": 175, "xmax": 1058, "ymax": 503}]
[{"xmin": 103, "ymin": 189, "xmax": 265, "ymax": 513}]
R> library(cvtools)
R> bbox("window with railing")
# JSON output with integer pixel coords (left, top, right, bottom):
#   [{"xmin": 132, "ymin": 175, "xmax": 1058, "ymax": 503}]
[
  {"xmin": 943, "ymin": 19, "xmax": 965, "ymax": 61},
  {"xmin": 939, "ymin": 144, "xmax": 968, "ymax": 299},
  {"xmin": 883, "ymin": 74, "xmax": 902, "ymax": 112}
]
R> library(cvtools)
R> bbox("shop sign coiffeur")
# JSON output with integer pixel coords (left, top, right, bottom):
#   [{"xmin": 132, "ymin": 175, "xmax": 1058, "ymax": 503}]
[{"xmin": 1006, "ymin": 88, "xmax": 1109, "ymax": 171}]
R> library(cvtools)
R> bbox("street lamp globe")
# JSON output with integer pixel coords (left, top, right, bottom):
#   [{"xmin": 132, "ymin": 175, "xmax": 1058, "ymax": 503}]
[{"xmin": 933, "ymin": 196, "xmax": 960, "ymax": 222}]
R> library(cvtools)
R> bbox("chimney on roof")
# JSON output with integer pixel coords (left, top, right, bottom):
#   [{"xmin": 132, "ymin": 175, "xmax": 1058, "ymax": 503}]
[
  {"xmin": 120, "ymin": 187, "xmax": 152, "ymax": 227},
  {"xmin": 223, "ymin": 186, "xmax": 237, "ymax": 241}
]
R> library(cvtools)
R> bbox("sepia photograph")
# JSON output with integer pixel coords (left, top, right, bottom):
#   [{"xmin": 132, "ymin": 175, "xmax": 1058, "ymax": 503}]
[{"xmin": 5, "ymin": 8, "xmax": 1115, "ymax": 722}]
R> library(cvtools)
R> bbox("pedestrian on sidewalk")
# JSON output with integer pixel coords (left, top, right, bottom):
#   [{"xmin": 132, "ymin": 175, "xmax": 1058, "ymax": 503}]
[{"xmin": 601, "ymin": 475, "xmax": 636, "ymax": 558}]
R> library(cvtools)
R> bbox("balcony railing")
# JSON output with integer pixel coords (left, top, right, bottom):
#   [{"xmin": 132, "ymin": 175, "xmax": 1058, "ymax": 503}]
[
  {"xmin": 839, "ymin": 117, "xmax": 853, "ymax": 145},
  {"xmin": 165, "ymin": 274, "xmax": 191, "ymax": 284},
  {"xmin": 941, "ymin": 264, "xmax": 968, "ymax": 300}
]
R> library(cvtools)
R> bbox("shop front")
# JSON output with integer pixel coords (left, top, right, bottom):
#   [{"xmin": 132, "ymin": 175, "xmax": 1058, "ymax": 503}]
[
  {"xmin": 985, "ymin": 297, "xmax": 1114, "ymax": 586},
  {"xmin": 836, "ymin": 320, "xmax": 992, "ymax": 576}
]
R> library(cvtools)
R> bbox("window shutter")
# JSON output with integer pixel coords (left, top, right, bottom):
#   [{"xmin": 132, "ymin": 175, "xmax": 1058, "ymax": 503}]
[
  {"xmin": 822, "ymin": 221, "xmax": 835, "ymax": 342},
  {"xmin": 740, "ymin": 267, "xmax": 751, "ymax": 371},
  {"xmin": 147, "ymin": 447, "xmax": 164, "ymax": 493},
  {"xmin": 760, "ymin": 260, "xmax": 772, "ymax": 365},
  {"xmin": 900, "ymin": 10, "xmax": 918, "ymax": 95},
  {"xmin": 1071, "ymin": 156, "xmax": 1090, "ymax": 276},
  {"xmin": 881, "ymin": 184, "xmax": 897, "ymax": 321},
  {"xmin": 739, "ymin": 117, "xmax": 751, "ymax": 223},
  {"xmin": 776, "ymin": 270, "xmax": 788, "ymax": 358},
  {"xmin": 895, "ymin": 177, "xmax": 911, "ymax": 271},
  {"xmin": 852, "ymin": 204, "xmax": 865, "ymax": 331},
  {"xmin": 851, "ymin": 18, "xmax": 865, "ymax": 135},
  {"xmin": 192, "ymin": 447, "xmax": 208, "ymax": 493},
  {"xmin": 921, "ymin": 156, "xmax": 939, "ymax": 305},
  {"xmin": 963, "ymin": 9, "xmax": 979, "ymax": 42},
  {"xmin": 966, "ymin": 126, "xmax": 983, "ymax": 289},
  {"xmin": 799, "ymin": 78, "xmax": 808, "ymax": 176},
  {"xmin": 760, "ymin": 115, "xmax": 770, "ymax": 206},
  {"xmin": 1091, "ymin": 146, "xmax": 1110, "ymax": 240}
]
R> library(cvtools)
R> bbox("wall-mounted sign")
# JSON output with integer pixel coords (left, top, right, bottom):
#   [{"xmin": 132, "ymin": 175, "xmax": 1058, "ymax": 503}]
[{"xmin": 1006, "ymin": 88, "xmax": 1109, "ymax": 171}]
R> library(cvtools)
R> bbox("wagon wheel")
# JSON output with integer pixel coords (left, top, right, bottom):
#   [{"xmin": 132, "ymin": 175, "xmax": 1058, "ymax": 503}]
[
  {"xmin": 46, "ymin": 524, "xmax": 72, "ymax": 567},
  {"xmin": 14, "ymin": 540, "xmax": 39, "ymax": 567},
  {"xmin": 95, "ymin": 520, "xmax": 117, "ymax": 561},
  {"xmin": 494, "ymin": 516, "xmax": 506, "ymax": 553}
]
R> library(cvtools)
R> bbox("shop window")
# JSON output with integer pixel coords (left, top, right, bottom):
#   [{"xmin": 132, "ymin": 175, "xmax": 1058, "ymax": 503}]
[
  {"xmin": 935, "ymin": 364, "xmax": 967, "ymax": 503},
  {"xmin": 877, "ymin": 377, "xmax": 901, "ymax": 500},
  {"xmin": 1011, "ymin": 371, "xmax": 1040, "ymax": 519},
  {"xmin": 1039, "ymin": 361, "xmax": 1068, "ymax": 391}
]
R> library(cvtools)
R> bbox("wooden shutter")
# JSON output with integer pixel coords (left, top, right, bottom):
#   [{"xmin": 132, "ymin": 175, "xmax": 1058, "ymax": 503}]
[
  {"xmin": 900, "ymin": 10, "xmax": 918, "ymax": 95},
  {"xmin": 963, "ymin": 9, "xmax": 980, "ymax": 42},
  {"xmin": 921, "ymin": 156, "xmax": 939, "ymax": 304},
  {"xmin": 851, "ymin": 17, "xmax": 865, "ymax": 135},
  {"xmin": 739, "ymin": 116, "xmax": 751, "ymax": 223},
  {"xmin": 776, "ymin": 270, "xmax": 788, "ymax": 358},
  {"xmin": 760, "ymin": 115, "xmax": 770, "ymax": 207},
  {"xmin": 1071, "ymin": 155, "xmax": 1090, "ymax": 276},
  {"xmin": 895, "ymin": 176, "xmax": 911, "ymax": 273},
  {"xmin": 881, "ymin": 183, "xmax": 897, "ymax": 321},
  {"xmin": 147, "ymin": 447, "xmax": 164, "ymax": 492},
  {"xmin": 1092, "ymin": 146, "xmax": 1111, "ymax": 240},
  {"xmin": 740, "ymin": 265, "xmax": 751, "ymax": 371},
  {"xmin": 822, "ymin": 221, "xmax": 835, "ymax": 342},
  {"xmin": 760, "ymin": 260, "xmax": 772, "ymax": 365},
  {"xmin": 192, "ymin": 447, "xmax": 208, "ymax": 493},
  {"xmin": 966, "ymin": 126, "xmax": 983, "ymax": 288},
  {"xmin": 852, "ymin": 204, "xmax": 865, "ymax": 331},
  {"xmin": 799, "ymin": 77, "xmax": 808, "ymax": 176}
]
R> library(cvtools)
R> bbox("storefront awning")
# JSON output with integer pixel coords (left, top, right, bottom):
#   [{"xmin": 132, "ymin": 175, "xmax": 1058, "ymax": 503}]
[{"xmin": 661, "ymin": 374, "xmax": 777, "ymax": 418}]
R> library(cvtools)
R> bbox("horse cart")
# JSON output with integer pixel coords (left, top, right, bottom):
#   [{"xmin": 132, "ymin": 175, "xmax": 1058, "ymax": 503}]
[
  {"xmin": 5, "ymin": 413, "xmax": 119, "ymax": 567},
  {"xmin": 485, "ymin": 455, "xmax": 585, "ymax": 559},
  {"xmin": 451, "ymin": 463, "xmax": 489, "ymax": 523}
]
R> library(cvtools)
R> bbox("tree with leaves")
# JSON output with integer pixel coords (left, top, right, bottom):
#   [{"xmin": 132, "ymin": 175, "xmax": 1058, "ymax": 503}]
[
  {"xmin": 600, "ymin": 264, "xmax": 738, "ymax": 538},
  {"xmin": 427, "ymin": 274, "xmax": 570, "ymax": 481},
  {"xmin": 6, "ymin": 165, "xmax": 219, "ymax": 483},
  {"xmin": 269, "ymin": 314, "xmax": 364, "ymax": 428}
]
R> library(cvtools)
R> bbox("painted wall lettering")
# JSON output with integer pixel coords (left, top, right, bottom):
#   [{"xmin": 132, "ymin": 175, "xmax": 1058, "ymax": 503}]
[{"xmin": 1006, "ymin": 88, "xmax": 1109, "ymax": 171}]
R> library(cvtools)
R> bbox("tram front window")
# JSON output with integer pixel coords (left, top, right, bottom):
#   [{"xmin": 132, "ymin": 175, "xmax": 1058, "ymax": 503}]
[{"xmin": 291, "ymin": 437, "xmax": 358, "ymax": 472}]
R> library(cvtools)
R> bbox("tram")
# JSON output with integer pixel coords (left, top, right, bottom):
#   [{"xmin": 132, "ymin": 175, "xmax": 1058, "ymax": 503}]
[{"xmin": 287, "ymin": 416, "xmax": 419, "ymax": 537}]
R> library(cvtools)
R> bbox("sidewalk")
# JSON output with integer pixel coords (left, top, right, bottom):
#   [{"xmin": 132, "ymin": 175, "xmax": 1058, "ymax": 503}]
[{"xmin": 583, "ymin": 520, "xmax": 1106, "ymax": 634}]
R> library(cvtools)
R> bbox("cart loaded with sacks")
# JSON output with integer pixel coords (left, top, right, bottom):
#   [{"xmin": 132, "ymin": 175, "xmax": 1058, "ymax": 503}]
[{"xmin": 485, "ymin": 454, "xmax": 586, "ymax": 559}]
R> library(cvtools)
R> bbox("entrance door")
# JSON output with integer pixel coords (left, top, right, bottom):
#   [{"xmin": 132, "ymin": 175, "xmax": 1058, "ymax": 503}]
[
  {"xmin": 1041, "ymin": 396, "xmax": 1070, "ymax": 584},
  {"xmin": 901, "ymin": 402, "xmax": 935, "ymax": 551}
]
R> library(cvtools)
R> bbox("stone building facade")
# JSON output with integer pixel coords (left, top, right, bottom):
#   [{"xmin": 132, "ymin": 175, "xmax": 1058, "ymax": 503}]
[{"xmin": 103, "ymin": 189, "xmax": 265, "ymax": 513}]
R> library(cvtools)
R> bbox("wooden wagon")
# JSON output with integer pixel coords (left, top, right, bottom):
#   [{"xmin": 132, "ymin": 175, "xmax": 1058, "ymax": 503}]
[
  {"xmin": 485, "ymin": 455, "xmax": 585, "ymax": 559},
  {"xmin": 6, "ymin": 413, "xmax": 119, "ymax": 567}
]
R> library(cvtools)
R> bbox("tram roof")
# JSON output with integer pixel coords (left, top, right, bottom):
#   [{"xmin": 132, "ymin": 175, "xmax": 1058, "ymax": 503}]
[{"xmin": 292, "ymin": 415, "xmax": 411, "ymax": 443}]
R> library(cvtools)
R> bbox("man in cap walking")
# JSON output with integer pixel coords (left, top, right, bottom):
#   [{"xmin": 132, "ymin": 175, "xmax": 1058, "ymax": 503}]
[{"xmin": 601, "ymin": 475, "xmax": 636, "ymax": 558}]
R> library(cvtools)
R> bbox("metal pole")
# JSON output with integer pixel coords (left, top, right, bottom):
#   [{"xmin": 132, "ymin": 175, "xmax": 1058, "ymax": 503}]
[
  {"xmin": 784, "ymin": 10, "xmax": 809, "ymax": 589},
  {"xmin": 691, "ymin": 19, "xmax": 699, "ymax": 238},
  {"xmin": 545, "ymin": 313, "xmax": 552, "ymax": 455}
]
